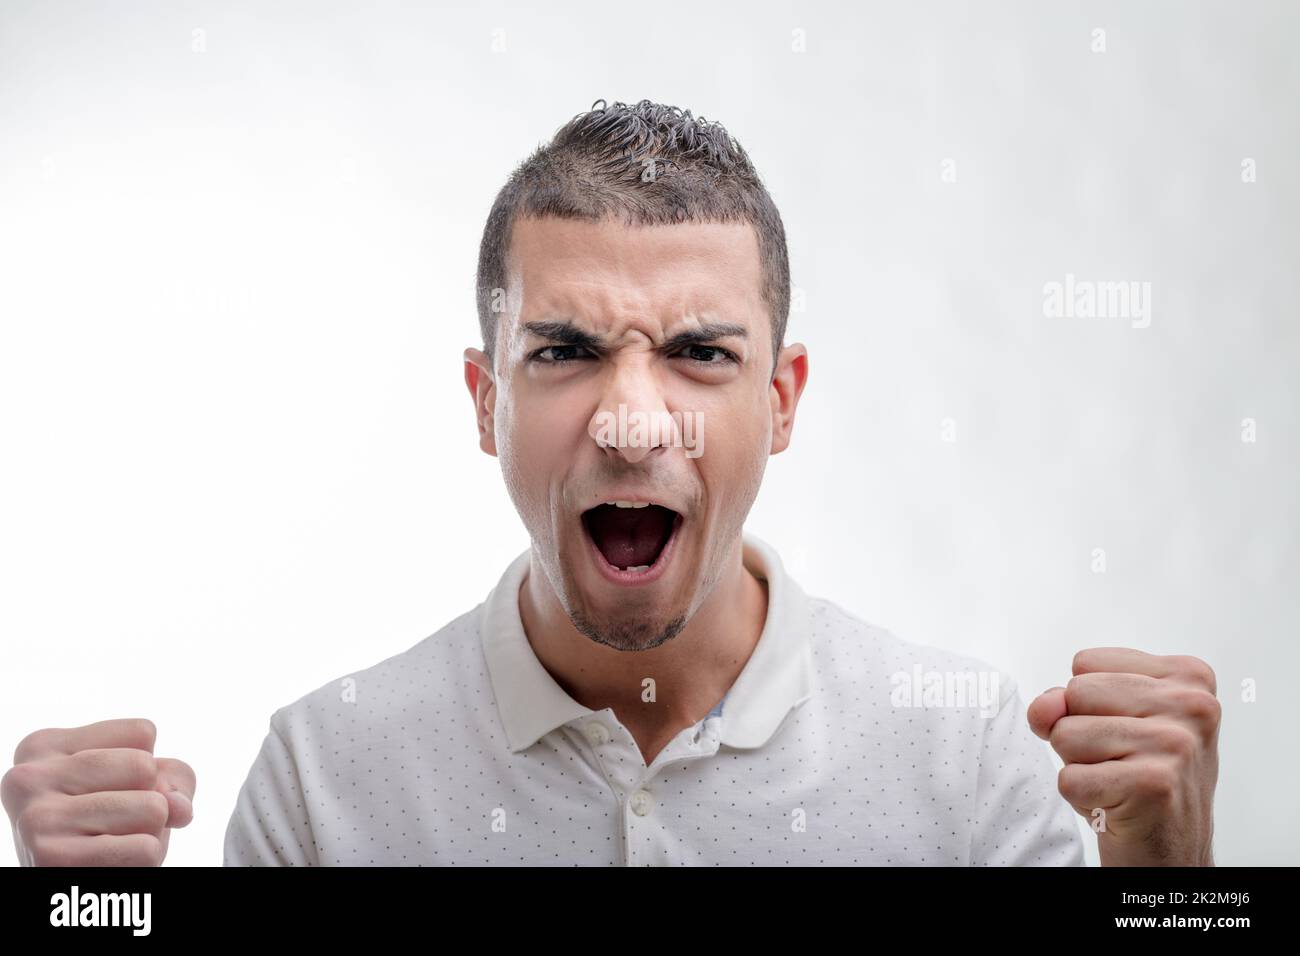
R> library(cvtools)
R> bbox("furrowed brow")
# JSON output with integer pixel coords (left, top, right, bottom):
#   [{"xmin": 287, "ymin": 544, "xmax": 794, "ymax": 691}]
[
  {"xmin": 522, "ymin": 320, "xmax": 606, "ymax": 351},
  {"xmin": 522, "ymin": 319, "xmax": 748, "ymax": 352},
  {"xmin": 661, "ymin": 323, "xmax": 749, "ymax": 351}
]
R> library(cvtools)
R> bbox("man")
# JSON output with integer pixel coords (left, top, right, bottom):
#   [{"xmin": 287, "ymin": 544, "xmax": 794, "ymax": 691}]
[{"xmin": 3, "ymin": 99, "xmax": 1220, "ymax": 867}]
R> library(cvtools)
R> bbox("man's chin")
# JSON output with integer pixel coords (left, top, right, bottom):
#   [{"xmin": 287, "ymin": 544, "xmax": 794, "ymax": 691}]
[
  {"xmin": 566, "ymin": 605, "xmax": 689, "ymax": 652},
  {"xmin": 543, "ymin": 529, "xmax": 700, "ymax": 651}
]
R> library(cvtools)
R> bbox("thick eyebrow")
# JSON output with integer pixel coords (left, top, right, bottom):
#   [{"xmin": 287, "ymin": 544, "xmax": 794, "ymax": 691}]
[
  {"xmin": 522, "ymin": 319, "xmax": 748, "ymax": 352},
  {"xmin": 661, "ymin": 322, "xmax": 749, "ymax": 350},
  {"xmin": 522, "ymin": 320, "xmax": 605, "ymax": 350}
]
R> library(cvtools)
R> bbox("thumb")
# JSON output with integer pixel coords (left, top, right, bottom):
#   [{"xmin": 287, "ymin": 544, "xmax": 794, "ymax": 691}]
[
  {"xmin": 154, "ymin": 757, "xmax": 197, "ymax": 829},
  {"xmin": 1026, "ymin": 686, "xmax": 1068, "ymax": 741}
]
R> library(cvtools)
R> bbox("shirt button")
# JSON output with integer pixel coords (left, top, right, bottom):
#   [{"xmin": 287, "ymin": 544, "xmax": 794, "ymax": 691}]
[
  {"xmin": 583, "ymin": 722, "xmax": 610, "ymax": 746},
  {"xmin": 629, "ymin": 790, "xmax": 655, "ymax": 816}
]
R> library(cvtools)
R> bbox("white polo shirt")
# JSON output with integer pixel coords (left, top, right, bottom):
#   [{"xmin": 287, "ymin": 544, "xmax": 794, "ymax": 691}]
[{"xmin": 223, "ymin": 532, "xmax": 1085, "ymax": 866}]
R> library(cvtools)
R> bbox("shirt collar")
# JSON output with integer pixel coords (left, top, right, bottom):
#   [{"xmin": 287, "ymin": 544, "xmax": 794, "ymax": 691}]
[{"xmin": 479, "ymin": 531, "xmax": 815, "ymax": 753}]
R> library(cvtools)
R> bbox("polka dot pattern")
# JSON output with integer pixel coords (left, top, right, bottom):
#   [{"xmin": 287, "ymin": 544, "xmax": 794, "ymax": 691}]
[{"xmin": 223, "ymin": 536, "xmax": 1084, "ymax": 866}]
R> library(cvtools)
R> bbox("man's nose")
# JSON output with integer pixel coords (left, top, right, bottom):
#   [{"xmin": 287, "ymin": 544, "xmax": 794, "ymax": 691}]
[{"xmin": 587, "ymin": 357, "xmax": 675, "ymax": 465}]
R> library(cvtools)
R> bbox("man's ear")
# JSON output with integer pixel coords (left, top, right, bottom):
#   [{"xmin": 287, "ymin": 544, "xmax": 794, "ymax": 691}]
[
  {"xmin": 769, "ymin": 343, "xmax": 808, "ymax": 455},
  {"xmin": 463, "ymin": 347, "xmax": 498, "ymax": 457}
]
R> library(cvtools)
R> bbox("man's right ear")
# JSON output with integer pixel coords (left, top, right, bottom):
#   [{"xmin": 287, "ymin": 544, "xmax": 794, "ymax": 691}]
[{"xmin": 463, "ymin": 347, "xmax": 497, "ymax": 457}]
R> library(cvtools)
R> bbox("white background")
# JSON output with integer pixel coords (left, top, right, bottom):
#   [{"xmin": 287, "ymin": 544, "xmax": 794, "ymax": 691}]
[{"xmin": 1, "ymin": 0, "xmax": 1296, "ymax": 866}]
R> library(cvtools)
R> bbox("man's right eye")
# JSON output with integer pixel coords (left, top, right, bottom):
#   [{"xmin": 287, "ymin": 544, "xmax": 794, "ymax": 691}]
[{"xmin": 530, "ymin": 345, "xmax": 592, "ymax": 364}]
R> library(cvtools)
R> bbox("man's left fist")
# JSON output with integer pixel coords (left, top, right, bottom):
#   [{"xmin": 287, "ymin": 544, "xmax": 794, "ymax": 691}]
[{"xmin": 1027, "ymin": 647, "xmax": 1220, "ymax": 866}]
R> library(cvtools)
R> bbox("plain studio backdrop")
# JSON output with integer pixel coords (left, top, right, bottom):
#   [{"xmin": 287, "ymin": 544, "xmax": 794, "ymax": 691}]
[{"xmin": 1, "ymin": 0, "xmax": 1296, "ymax": 867}]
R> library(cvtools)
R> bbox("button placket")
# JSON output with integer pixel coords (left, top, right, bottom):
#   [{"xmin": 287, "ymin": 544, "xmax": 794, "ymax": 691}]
[
  {"xmin": 574, "ymin": 712, "xmax": 645, "ymax": 798},
  {"xmin": 582, "ymin": 720, "xmax": 610, "ymax": 747},
  {"xmin": 629, "ymin": 789, "xmax": 655, "ymax": 816},
  {"xmin": 578, "ymin": 711, "xmax": 723, "ymax": 864}
]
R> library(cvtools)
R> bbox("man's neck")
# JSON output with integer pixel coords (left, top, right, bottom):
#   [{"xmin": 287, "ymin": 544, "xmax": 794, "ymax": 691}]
[{"xmin": 517, "ymin": 536, "xmax": 769, "ymax": 767}]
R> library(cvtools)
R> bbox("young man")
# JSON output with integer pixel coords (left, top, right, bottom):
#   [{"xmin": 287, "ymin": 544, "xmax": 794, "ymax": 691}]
[{"xmin": 5, "ymin": 100, "xmax": 1220, "ymax": 867}]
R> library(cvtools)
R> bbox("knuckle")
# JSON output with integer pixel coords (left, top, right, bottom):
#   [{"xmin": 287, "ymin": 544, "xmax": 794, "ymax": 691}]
[
  {"xmin": 141, "ymin": 790, "xmax": 170, "ymax": 830},
  {"xmin": 126, "ymin": 748, "xmax": 158, "ymax": 785},
  {"xmin": 1179, "ymin": 688, "xmax": 1221, "ymax": 726},
  {"xmin": 1057, "ymin": 764, "xmax": 1082, "ymax": 799},
  {"xmin": 130, "ymin": 718, "xmax": 158, "ymax": 747},
  {"xmin": 123, "ymin": 833, "xmax": 166, "ymax": 867},
  {"xmin": 1197, "ymin": 693, "xmax": 1222, "ymax": 729},
  {"xmin": 1, "ymin": 761, "xmax": 44, "ymax": 810},
  {"xmin": 14, "ymin": 800, "xmax": 56, "ymax": 845},
  {"xmin": 1048, "ymin": 717, "xmax": 1077, "ymax": 753},
  {"xmin": 145, "ymin": 835, "xmax": 167, "ymax": 866},
  {"xmin": 1048, "ymin": 721, "xmax": 1066, "ymax": 751},
  {"xmin": 1136, "ymin": 768, "xmax": 1176, "ymax": 804},
  {"xmin": 13, "ymin": 728, "xmax": 53, "ymax": 765},
  {"xmin": 1160, "ymin": 724, "xmax": 1199, "ymax": 760},
  {"xmin": 1064, "ymin": 675, "xmax": 1087, "ymax": 710},
  {"xmin": 1179, "ymin": 656, "xmax": 1217, "ymax": 692}
]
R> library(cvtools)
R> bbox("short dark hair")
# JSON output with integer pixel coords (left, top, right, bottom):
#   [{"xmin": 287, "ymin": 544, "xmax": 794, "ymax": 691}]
[{"xmin": 475, "ymin": 99, "xmax": 790, "ymax": 375}]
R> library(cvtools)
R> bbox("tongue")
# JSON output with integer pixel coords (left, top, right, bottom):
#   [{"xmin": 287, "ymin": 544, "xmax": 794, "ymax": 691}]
[{"xmin": 584, "ymin": 505, "xmax": 675, "ymax": 569}]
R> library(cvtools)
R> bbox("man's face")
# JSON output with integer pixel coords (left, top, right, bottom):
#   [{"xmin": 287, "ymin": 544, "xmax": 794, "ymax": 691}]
[{"xmin": 466, "ymin": 215, "xmax": 802, "ymax": 652}]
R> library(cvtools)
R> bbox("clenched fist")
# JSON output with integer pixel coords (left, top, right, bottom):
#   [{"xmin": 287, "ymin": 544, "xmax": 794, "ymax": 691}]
[
  {"xmin": 1027, "ymin": 648, "xmax": 1220, "ymax": 866},
  {"xmin": 2, "ymin": 718, "xmax": 195, "ymax": 866}
]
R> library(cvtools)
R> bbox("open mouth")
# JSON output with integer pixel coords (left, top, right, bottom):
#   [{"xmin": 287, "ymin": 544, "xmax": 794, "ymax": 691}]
[{"xmin": 580, "ymin": 501, "xmax": 682, "ymax": 578}]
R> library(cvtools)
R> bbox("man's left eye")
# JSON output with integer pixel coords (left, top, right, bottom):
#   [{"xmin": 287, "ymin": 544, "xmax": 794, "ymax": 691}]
[{"xmin": 678, "ymin": 345, "xmax": 735, "ymax": 364}]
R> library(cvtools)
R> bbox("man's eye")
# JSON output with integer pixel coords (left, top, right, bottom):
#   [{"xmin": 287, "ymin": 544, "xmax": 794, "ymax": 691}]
[
  {"xmin": 531, "ymin": 345, "xmax": 593, "ymax": 364},
  {"xmin": 676, "ymin": 345, "xmax": 736, "ymax": 365}
]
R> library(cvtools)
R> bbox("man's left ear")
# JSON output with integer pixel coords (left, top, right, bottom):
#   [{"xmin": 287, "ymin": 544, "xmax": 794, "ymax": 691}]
[{"xmin": 769, "ymin": 343, "xmax": 808, "ymax": 455}]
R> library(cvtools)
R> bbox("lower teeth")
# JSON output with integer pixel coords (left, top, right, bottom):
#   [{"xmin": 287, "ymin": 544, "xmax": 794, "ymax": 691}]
[{"xmin": 621, "ymin": 564, "xmax": 651, "ymax": 572}]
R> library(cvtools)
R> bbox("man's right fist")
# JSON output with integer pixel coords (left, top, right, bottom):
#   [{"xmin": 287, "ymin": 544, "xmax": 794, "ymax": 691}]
[{"xmin": 1, "ymin": 718, "xmax": 195, "ymax": 866}]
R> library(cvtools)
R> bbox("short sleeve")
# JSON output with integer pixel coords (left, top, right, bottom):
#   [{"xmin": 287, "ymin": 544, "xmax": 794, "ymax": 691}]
[
  {"xmin": 968, "ymin": 677, "xmax": 1085, "ymax": 866},
  {"xmin": 222, "ymin": 712, "xmax": 319, "ymax": 866}
]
